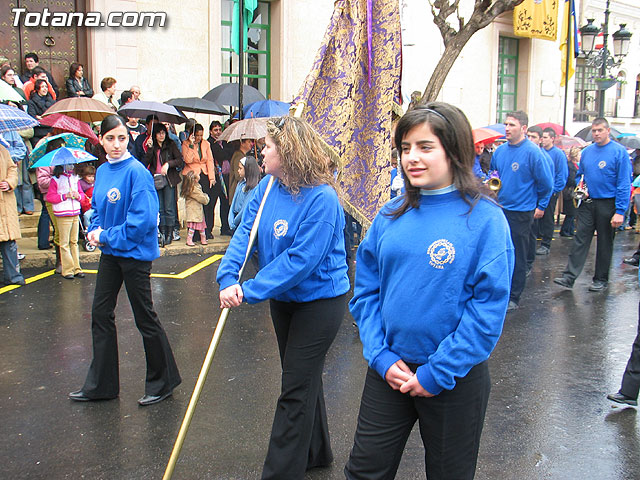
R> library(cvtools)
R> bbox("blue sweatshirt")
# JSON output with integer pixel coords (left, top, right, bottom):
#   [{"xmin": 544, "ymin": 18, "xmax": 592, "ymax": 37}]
[
  {"xmin": 90, "ymin": 154, "xmax": 161, "ymax": 261},
  {"xmin": 577, "ymin": 140, "xmax": 631, "ymax": 215},
  {"xmin": 228, "ymin": 179, "xmax": 254, "ymax": 231},
  {"xmin": 350, "ymin": 190, "xmax": 515, "ymax": 395},
  {"xmin": 544, "ymin": 145, "xmax": 569, "ymax": 193},
  {"xmin": 217, "ymin": 176, "xmax": 350, "ymax": 303},
  {"xmin": 490, "ymin": 138, "xmax": 553, "ymax": 211}
]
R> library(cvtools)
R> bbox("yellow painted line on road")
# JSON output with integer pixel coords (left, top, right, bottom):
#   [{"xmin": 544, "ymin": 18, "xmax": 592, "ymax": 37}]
[{"xmin": 0, "ymin": 254, "xmax": 224, "ymax": 295}]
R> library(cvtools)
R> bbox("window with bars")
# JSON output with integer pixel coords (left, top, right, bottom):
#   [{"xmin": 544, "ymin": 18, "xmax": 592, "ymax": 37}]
[
  {"xmin": 573, "ymin": 59, "xmax": 598, "ymax": 122},
  {"xmin": 496, "ymin": 37, "xmax": 518, "ymax": 123},
  {"xmin": 221, "ymin": 1, "xmax": 271, "ymax": 98}
]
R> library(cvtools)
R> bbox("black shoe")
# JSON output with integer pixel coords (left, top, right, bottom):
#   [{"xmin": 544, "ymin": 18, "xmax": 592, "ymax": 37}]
[
  {"xmin": 75, "ymin": 272, "xmax": 86, "ymax": 278},
  {"xmin": 553, "ymin": 276, "xmax": 574, "ymax": 288},
  {"xmin": 588, "ymin": 281, "xmax": 608, "ymax": 292},
  {"xmin": 220, "ymin": 229, "xmax": 232, "ymax": 236},
  {"xmin": 559, "ymin": 232, "xmax": 573, "ymax": 238},
  {"xmin": 163, "ymin": 227, "xmax": 172, "ymax": 246},
  {"xmin": 69, "ymin": 390, "xmax": 92, "ymax": 402},
  {"xmin": 138, "ymin": 391, "xmax": 173, "ymax": 406},
  {"xmin": 623, "ymin": 257, "xmax": 640, "ymax": 267},
  {"xmin": 62, "ymin": 274, "xmax": 74, "ymax": 280},
  {"xmin": 607, "ymin": 392, "xmax": 637, "ymax": 406}
]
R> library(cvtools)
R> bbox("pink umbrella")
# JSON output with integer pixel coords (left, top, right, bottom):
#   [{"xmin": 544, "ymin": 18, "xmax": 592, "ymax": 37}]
[
  {"xmin": 472, "ymin": 127, "xmax": 503, "ymax": 145},
  {"xmin": 38, "ymin": 113, "xmax": 99, "ymax": 145}
]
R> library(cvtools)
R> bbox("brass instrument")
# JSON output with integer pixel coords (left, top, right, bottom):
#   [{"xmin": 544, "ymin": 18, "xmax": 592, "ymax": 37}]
[
  {"xmin": 482, "ymin": 170, "xmax": 502, "ymax": 192},
  {"xmin": 573, "ymin": 175, "xmax": 589, "ymax": 208}
]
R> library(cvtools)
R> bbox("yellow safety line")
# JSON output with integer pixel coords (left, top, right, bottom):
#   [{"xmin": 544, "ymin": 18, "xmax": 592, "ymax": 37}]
[{"xmin": 0, "ymin": 254, "xmax": 224, "ymax": 295}]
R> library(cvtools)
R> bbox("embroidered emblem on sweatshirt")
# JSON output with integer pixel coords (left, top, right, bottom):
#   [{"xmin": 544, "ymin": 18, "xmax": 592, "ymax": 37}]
[
  {"xmin": 511, "ymin": 162, "xmax": 519, "ymax": 172},
  {"xmin": 598, "ymin": 160, "xmax": 606, "ymax": 169},
  {"xmin": 427, "ymin": 239, "xmax": 455, "ymax": 269},
  {"xmin": 274, "ymin": 219, "xmax": 288, "ymax": 238},
  {"xmin": 107, "ymin": 188, "xmax": 121, "ymax": 203}
]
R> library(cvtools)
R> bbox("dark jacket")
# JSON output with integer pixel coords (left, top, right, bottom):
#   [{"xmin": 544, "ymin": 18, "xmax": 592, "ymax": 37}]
[
  {"xmin": 65, "ymin": 77, "xmax": 94, "ymax": 97},
  {"xmin": 27, "ymin": 92, "xmax": 55, "ymax": 139},
  {"xmin": 143, "ymin": 139, "xmax": 183, "ymax": 188},
  {"xmin": 562, "ymin": 159, "xmax": 578, "ymax": 216}
]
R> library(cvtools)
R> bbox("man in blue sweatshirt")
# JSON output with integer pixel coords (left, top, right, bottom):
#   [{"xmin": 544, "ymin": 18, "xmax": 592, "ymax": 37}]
[
  {"xmin": 554, "ymin": 118, "xmax": 631, "ymax": 291},
  {"xmin": 491, "ymin": 111, "xmax": 553, "ymax": 311},
  {"xmin": 536, "ymin": 128, "xmax": 569, "ymax": 255}
]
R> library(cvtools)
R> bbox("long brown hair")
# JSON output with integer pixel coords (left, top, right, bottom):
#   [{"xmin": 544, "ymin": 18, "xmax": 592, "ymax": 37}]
[
  {"xmin": 180, "ymin": 171, "xmax": 198, "ymax": 198},
  {"xmin": 388, "ymin": 102, "xmax": 491, "ymax": 218},
  {"xmin": 265, "ymin": 117, "xmax": 336, "ymax": 195}
]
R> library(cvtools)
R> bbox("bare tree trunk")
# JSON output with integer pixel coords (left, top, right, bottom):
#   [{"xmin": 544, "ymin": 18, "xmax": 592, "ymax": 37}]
[{"xmin": 419, "ymin": 27, "xmax": 478, "ymax": 104}]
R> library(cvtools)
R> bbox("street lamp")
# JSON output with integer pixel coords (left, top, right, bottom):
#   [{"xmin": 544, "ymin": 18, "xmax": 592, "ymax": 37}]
[{"xmin": 578, "ymin": 0, "xmax": 633, "ymax": 116}]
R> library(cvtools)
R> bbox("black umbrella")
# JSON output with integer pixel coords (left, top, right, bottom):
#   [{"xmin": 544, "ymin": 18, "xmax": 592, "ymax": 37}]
[
  {"xmin": 617, "ymin": 135, "xmax": 640, "ymax": 150},
  {"xmin": 574, "ymin": 125, "xmax": 622, "ymax": 142},
  {"xmin": 202, "ymin": 83, "xmax": 265, "ymax": 107},
  {"xmin": 165, "ymin": 97, "xmax": 229, "ymax": 116},
  {"xmin": 118, "ymin": 100, "xmax": 187, "ymax": 124}
]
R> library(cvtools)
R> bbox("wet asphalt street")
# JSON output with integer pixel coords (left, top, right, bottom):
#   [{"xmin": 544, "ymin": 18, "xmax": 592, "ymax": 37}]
[{"xmin": 1, "ymin": 230, "xmax": 640, "ymax": 480}]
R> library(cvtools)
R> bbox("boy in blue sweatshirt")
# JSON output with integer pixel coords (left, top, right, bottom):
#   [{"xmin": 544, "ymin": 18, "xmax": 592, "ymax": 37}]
[
  {"xmin": 554, "ymin": 117, "xmax": 631, "ymax": 291},
  {"xmin": 537, "ymin": 127, "xmax": 570, "ymax": 255},
  {"xmin": 490, "ymin": 111, "xmax": 552, "ymax": 310},
  {"xmin": 345, "ymin": 103, "xmax": 514, "ymax": 480}
]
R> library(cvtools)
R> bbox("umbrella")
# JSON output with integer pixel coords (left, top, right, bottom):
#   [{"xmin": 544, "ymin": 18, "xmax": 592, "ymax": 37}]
[
  {"xmin": 483, "ymin": 123, "xmax": 506, "ymax": 136},
  {"xmin": 41, "ymin": 97, "xmax": 114, "ymax": 123},
  {"xmin": 38, "ymin": 113, "xmax": 99, "ymax": 145},
  {"xmin": 29, "ymin": 132, "xmax": 88, "ymax": 166},
  {"xmin": 0, "ymin": 103, "xmax": 38, "ymax": 134},
  {"xmin": 118, "ymin": 100, "xmax": 187, "ymax": 124},
  {"xmin": 618, "ymin": 136, "xmax": 640, "ymax": 150},
  {"xmin": 30, "ymin": 147, "xmax": 96, "ymax": 169},
  {"xmin": 554, "ymin": 135, "xmax": 587, "ymax": 149},
  {"xmin": 0, "ymin": 81, "xmax": 26, "ymax": 104},
  {"xmin": 217, "ymin": 117, "xmax": 268, "ymax": 142},
  {"xmin": 574, "ymin": 125, "xmax": 622, "ymax": 142},
  {"xmin": 533, "ymin": 122, "xmax": 569, "ymax": 136},
  {"xmin": 165, "ymin": 97, "xmax": 229, "ymax": 116},
  {"xmin": 472, "ymin": 127, "xmax": 503, "ymax": 145},
  {"xmin": 243, "ymin": 100, "xmax": 290, "ymax": 119},
  {"xmin": 203, "ymin": 83, "xmax": 265, "ymax": 107}
]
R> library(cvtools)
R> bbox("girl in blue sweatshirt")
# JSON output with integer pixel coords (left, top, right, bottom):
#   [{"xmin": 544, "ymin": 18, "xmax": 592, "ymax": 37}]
[
  {"xmin": 217, "ymin": 116, "xmax": 349, "ymax": 479},
  {"xmin": 69, "ymin": 114, "xmax": 181, "ymax": 407},
  {"xmin": 345, "ymin": 103, "xmax": 515, "ymax": 480}
]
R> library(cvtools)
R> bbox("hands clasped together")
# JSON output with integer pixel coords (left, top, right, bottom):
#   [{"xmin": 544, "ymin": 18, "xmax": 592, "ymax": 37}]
[{"xmin": 385, "ymin": 359, "xmax": 434, "ymax": 398}]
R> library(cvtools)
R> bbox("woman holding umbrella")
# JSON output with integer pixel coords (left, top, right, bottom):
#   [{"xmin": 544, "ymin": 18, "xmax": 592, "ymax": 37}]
[
  {"xmin": 142, "ymin": 123, "xmax": 183, "ymax": 245},
  {"xmin": 69, "ymin": 114, "xmax": 181, "ymax": 405},
  {"xmin": 27, "ymin": 79, "xmax": 55, "ymax": 145}
]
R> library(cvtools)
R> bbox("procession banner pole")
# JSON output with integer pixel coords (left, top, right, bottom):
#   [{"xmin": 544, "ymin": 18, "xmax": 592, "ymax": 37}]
[
  {"xmin": 163, "ymin": 175, "xmax": 275, "ymax": 480},
  {"xmin": 562, "ymin": 0, "xmax": 572, "ymax": 133}
]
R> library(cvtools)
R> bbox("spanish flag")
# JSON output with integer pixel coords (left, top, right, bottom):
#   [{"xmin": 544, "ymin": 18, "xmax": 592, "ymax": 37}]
[
  {"xmin": 559, "ymin": 0, "xmax": 579, "ymax": 87},
  {"xmin": 514, "ymin": 0, "xmax": 559, "ymax": 41}
]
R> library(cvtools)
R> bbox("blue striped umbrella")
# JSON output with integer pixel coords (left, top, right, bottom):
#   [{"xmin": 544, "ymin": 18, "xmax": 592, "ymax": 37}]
[
  {"xmin": 28, "ymin": 132, "xmax": 88, "ymax": 166},
  {"xmin": 30, "ymin": 147, "xmax": 97, "ymax": 169},
  {"xmin": 0, "ymin": 103, "xmax": 38, "ymax": 134}
]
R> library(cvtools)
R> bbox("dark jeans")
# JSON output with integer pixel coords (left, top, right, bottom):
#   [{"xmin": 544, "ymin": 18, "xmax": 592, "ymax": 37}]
[
  {"xmin": 81, "ymin": 254, "xmax": 181, "ymax": 398},
  {"xmin": 504, "ymin": 209, "xmax": 534, "ymax": 304},
  {"xmin": 36, "ymin": 197, "xmax": 51, "ymax": 249},
  {"xmin": 562, "ymin": 198, "xmax": 616, "ymax": 283},
  {"xmin": 261, "ymin": 294, "xmax": 346, "ymax": 480},
  {"xmin": 156, "ymin": 185, "xmax": 177, "ymax": 228},
  {"xmin": 620, "ymin": 302, "xmax": 640, "ymax": 400},
  {"xmin": 540, "ymin": 192, "xmax": 559, "ymax": 248},
  {"xmin": 1, "ymin": 240, "xmax": 24, "ymax": 284},
  {"xmin": 345, "ymin": 362, "xmax": 490, "ymax": 480},
  {"xmin": 560, "ymin": 215, "xmax": 575, "ymax": 236}
]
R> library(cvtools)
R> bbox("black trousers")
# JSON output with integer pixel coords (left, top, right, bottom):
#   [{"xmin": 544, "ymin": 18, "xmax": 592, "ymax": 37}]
[
  {"xmin": 620, "ymin": 302, "xmax": 640, "ymax": 400},
  {"xmin": 209, "ymin": 174, "xmax": 231, "ymax": 233},
  {"xmin": 345, "ymin": 362, "xmax": 490, "ymax": 480},
  {"xmin": 562, "ymin": 198, "xmax": 616, "ymax": 283},
  {"xmin": 81, "ymin": 254, "xmax": 181, "ymax": 399},
  {"xmin": 504, "ymin": 209, "xmax": 534, "ymax": 304},
  {"xmin": 539, "ymin": 192, "xmax": 559, "ymax": 248},
  {"xmin": 526, "ymin": 219, "xmax": 539, "ymax": 271},
  {"xmin": 261, "ymin": 294, "xmax": 346, "ymax": 480}
]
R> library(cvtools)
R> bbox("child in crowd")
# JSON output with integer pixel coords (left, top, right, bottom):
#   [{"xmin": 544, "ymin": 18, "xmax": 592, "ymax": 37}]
[
  {"xmin": 45, "ymin": 164, "xmax": 85, "ymax": 279},
  {"xmin": 180, "ymin": 170, "xmax": 210, "ymax": 246},
  {"xmin": 78, "ymin": 165, "xmax": 95, "ymax": 228},
  {"xmin": 228, "ymin": 156, "xmax": 260, "ymax": 232}
]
